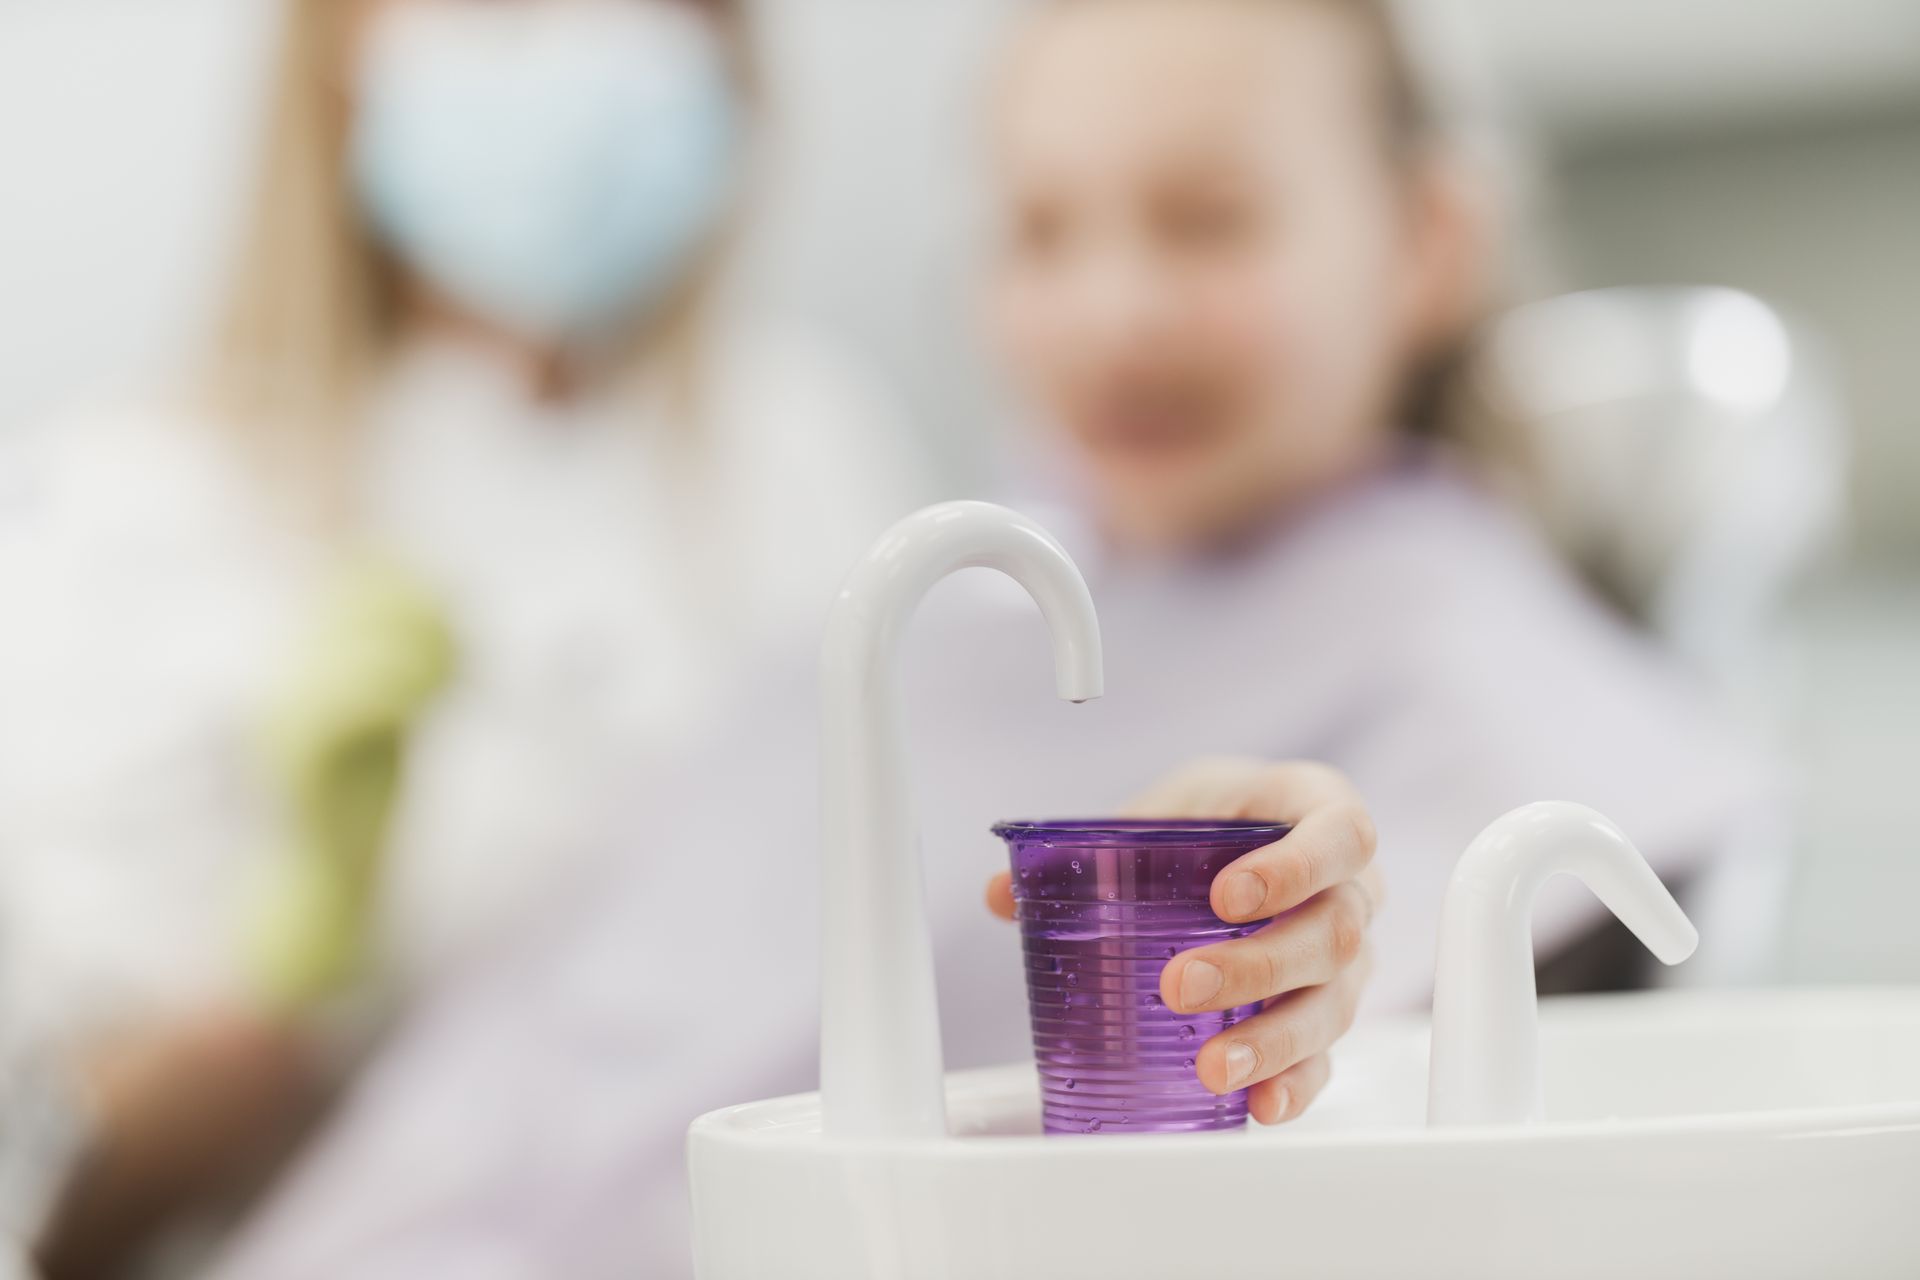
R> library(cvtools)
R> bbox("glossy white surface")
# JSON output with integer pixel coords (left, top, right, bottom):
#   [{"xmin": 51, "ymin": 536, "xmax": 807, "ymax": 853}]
[
  {"xmin": 1428, "ymin": 801, "xmax": 1698, "ymax": 1125},
  {"xmin": 817, "ymin": 501, "xmax": 1102, "ymax": 1141},
  {"xmin": 691, "ymin": 988, "xmax": 1920, "ymax": 1278}
]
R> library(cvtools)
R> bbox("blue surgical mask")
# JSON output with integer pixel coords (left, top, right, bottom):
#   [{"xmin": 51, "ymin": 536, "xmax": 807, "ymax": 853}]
[{"xmin": 351, "ymin": 1, "xmax": 739, "ymax": 342}]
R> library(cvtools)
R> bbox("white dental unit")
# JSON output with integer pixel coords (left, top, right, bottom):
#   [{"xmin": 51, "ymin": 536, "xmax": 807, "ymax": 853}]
[{"xmin": 688, "ymin": 502, "xmax": 1920, "ymax": 1278}]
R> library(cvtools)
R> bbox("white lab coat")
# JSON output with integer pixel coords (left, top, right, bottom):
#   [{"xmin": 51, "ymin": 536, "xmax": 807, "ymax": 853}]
[
  {"xmin": 0, "ymin": 324, "xmax": 926, "ymax": 1066},
  {"xmin": 207, "ymin": 453, "xmax": 1770, "ymax": 1279}
]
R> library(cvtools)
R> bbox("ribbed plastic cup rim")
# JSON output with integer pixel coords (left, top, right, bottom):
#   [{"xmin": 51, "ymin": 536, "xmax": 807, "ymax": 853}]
[{"xmin": 991, "ymin": 818, "xmax": 1289, "ymax": 847}]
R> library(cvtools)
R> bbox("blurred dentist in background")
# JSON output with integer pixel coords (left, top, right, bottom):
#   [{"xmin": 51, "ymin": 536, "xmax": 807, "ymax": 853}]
[
  {"xmin": 0, "ymin": 0, "xmax": 921, "ymax": 1269},
  {"xmin": 164, "ymin": 1, "xmax": 1768, "ymax": 1277}
]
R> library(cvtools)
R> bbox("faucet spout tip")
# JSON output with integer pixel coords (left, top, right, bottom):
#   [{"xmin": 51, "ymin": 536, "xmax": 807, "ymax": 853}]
[
  {"xmin": 1653, "ymin": 916, "xmax": 1702, "ymax": 967},
  {"xmin": 1050, "ymin": 636, "xmax": 1103, "ymax": 705},
  {"xmin": 1059, "ymin": 677, "xmax": 1103, "ymax": 705}
]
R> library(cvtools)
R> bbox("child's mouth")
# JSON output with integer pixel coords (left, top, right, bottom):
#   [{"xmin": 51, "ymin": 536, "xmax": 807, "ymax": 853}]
[{"xmin": 1081, "ymin": 386, "xmax": 1229, "ymax": 462}]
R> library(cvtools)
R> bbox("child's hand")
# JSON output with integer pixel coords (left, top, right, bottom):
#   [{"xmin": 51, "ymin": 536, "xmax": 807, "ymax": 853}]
[{"xmin": 986, "ymin": 758, "xmax": 1383, "ymax": 1125}]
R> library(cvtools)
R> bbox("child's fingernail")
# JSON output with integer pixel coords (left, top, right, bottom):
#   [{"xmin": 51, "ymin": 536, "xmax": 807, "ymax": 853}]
[
  {"xmin": 1178, "ymin": 960, "xmax": 1223, "ymax": 1009},
  {"xmin": 1270, "ymin": 1084, "xmax": 1292, "ymax": 1121},
  {"xmin": 1221, "ymin": 872, "xmax": 1265, "ymax": 918},
  {"xmin": 1225, "ymin": 1043, "xmax": 1258, "ymax": 1088}
]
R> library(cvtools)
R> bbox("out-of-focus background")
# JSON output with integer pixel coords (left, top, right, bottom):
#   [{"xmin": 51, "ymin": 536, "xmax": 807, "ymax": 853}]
[{"xmin": 0, "ymin": 0, "xmax": 1915, "ymax": 985}]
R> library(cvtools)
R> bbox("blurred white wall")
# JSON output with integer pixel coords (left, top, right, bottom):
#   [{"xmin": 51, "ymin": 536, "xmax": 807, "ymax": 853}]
[
  {"xmin": 739, "ymin": 0, "xmax": 1022, "ymax": 486},
  {"xmin": 1470, "ymin": 0, "xmax": 1920, "ymax": 136},
  {"xmin": 0, "ymin": 0, "xmax": 273, "ymax": 427}
]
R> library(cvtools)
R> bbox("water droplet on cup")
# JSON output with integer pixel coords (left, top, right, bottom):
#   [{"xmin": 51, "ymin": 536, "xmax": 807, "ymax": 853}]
[
  {"xmin": 1066, "ymin": 971, "xmax": 1079, "ymax": 986},
  {"xmin": 1070, "ymin": 859, "xmax": 1082, "ymax": 874},
  {"xmin": 1065, "ymin": 1077, "xmax": 1076, "ymax": 1090},
  {"xmin": 1144, "ymin": 994, "xmax": 1161, "ymax": 1009},
  {"xmin": 1183, "ymin": 1057, "xmax": 1195, "ymax": 1069},
  {"xmin": 1179, "ymin": 1025, "xmax": 1195, "ymax": 1041},
  {"xmin": 1086, "ymin": 1118, "xmax": 1102, "ymax": 1133},
  {"xmin": 1105, "ymin": 890, "xmax": 1116, "ymax": 900},
  {"xmin": 1164, "ymin": 945, "xmax": 1178, "ymax": 958}
]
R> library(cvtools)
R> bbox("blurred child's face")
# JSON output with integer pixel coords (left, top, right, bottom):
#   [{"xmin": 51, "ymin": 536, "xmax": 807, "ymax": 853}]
[{"xmin": 991, "ymin": 0, "xmax": 1448, "ymax": 550}]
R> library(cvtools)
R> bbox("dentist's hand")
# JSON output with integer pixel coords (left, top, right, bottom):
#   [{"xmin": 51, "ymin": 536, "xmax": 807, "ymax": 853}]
[
  {"xmin": 38, "ymin": 1012, "xmax": 323, "ymax": 1280},
  {"xmin": 986, "ymin": 758, "xmax": 1383, "ymax": 1125}
]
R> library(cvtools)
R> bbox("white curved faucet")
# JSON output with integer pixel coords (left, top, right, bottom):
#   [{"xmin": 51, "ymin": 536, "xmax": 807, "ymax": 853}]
[
  {"xmin": 1428, "ymin": 802, "xmax": 1700, "ymax": 1126},
  {"xmin": 818, "ymin": 502, "xmax": 1104, "ymax": 1140}
]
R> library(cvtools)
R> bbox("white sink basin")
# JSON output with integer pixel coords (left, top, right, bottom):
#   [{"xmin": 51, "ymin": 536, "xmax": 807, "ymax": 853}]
[
  {"xmin": 690, "ymin": 987, "xmax": 1920, "ymax": 1279},
  {"xmin": 1302, "ymin": 986, "xmax": 1920, "ymax": 1133}
]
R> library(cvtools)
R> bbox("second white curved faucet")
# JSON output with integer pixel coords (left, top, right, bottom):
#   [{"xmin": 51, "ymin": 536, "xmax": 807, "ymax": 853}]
[{"xmin": 1428, "ymin": 801, "xmax": 1700, "ymax": 1126}]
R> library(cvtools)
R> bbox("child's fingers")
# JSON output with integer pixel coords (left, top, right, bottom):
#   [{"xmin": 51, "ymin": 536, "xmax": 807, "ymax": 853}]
[
  {"xmin": 1191, "ymin": 944, "xmax": 1369, "ymax": 1096},
  {"xmin": 984, "ymin": 871, "xmax": 1017, "ymax": 921},
  {"xmin": 1210, "ymin": 795, "xmax": 1376, "ymax": 924},
  {"xmin": 1160, "ymin": 880, "xmax": 1374, "ymax": 1013},
  {"xmin": 1249, "ymin": 1052, "xmax": 1331, "ymax": 1124},
  {"xmin": 1115, "ymin": 759, "xmax": 1376, "ymax": 924}
]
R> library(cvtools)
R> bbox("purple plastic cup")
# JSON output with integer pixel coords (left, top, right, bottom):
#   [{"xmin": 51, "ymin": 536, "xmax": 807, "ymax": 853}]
[{"xmin": 993, "ymin": 819, "xmax": 1290, "ymax": 1135}]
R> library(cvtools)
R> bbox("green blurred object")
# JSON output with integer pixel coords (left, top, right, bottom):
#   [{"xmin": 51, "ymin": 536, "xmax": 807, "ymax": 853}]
[{"xmin": 246, "ymin": 557, "xmax": 456, "ymax": 1012}]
